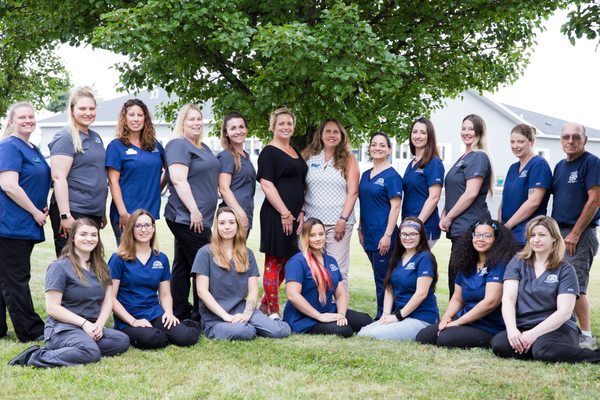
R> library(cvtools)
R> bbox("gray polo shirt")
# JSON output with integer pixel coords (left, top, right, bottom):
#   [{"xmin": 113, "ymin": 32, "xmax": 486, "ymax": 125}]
[
  {"xmin": 191, "ymin": 245, "xmax": 259, "ymax": 329},
  {"xmin": 217, "ymin": 149, "xmax": 256, "ymax": 229},
  {"xmin": 48, "ymin": 128, "xmax": 108, "ymax": 216},
  {"xmin": 45, "ymin": 258, "xmax": 107, "ymax": 333},
  {"xmin": 504, "ymin": 256, "xmax": 579, "ymax": 331},
  {"xmin": 164, "ymin": 138, "xmax": 220, "ymax": 226}
]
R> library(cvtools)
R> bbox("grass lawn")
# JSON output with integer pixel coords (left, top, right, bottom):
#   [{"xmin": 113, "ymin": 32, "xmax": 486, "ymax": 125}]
[{"xmin": 2, "ymin": 217, "xmax": 600, "ymax": 399}]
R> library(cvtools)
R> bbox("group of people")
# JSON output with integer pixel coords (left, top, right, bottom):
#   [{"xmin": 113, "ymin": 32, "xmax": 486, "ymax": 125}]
[{"xmin": 1, "ymin": 85, "xmax": 599, "ymax": 368}]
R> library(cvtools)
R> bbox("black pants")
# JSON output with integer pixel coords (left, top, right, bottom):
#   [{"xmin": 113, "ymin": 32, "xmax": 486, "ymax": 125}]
[
  {"xmin": 491, "ymin": 325, "xmax": 600, "ymax": 363},
  {"xmin": 166, "ymin": 219, "xmax": 211, "ymax": 321},
  {"xmin": 306, "ymin": 309, "xmax": 373, "ymax": 338},
  {"xmin": 0, "ymin": 237, "xmax": 44, "ymax": 341},
  {"xmin": 416, "ymin": 323, "xmax": 494, "ymax": 348},
  {"xmin": 49, "ymin": 202, "xmax": 103, "ymax": 257},
  {"xmin": 121, "ymin": 316, "xmax": 201, "ymax": 349}
]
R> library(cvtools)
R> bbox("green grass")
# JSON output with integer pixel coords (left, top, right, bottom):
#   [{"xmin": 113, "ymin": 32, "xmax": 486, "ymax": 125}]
[{"xmin": 2, "ymin": 218, "xmax": 600, "ymax": 399}]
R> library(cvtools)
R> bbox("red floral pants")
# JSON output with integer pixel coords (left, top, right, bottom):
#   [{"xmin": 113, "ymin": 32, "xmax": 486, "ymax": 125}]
[{"xmin": 260, "ymin": 255, "xmax": 287, "ymax": 314}]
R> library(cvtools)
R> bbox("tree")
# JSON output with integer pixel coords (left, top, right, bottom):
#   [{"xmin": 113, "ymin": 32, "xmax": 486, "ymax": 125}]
[{"xmin": 561, "ymin": 1, "xmax": 600, "ymax": 45}]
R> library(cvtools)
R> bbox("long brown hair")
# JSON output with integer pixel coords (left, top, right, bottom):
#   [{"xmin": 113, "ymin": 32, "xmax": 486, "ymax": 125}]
[
  {"xmin": 298, "ymin": 218, "xmax": 333, "ymax": 306},
  {"xmin": 116, "ymin": 99, "xmax": 158, "ymax": 151},
  {"xmin": 518, "ymin": 216, "xmax": 566, "ymax": 271},
  {"xmin": 220, "ymin": 112, "xmax": 248, "ymax": 173},
  {"xmin": 60, "ymin": 218, "xmax": 111, "ymax": 287},
  {"xmin": 409, "ymin": 117, "xmax": 440, "ymax": 168},
  {"xmin": 117, "ymin": 209, "xmax": 159, "ymax": 261},
  {"xmin": 302, "ymin": 118, "xmax": 353, "ymax": 178},
  {"xmin": 210, "ymin": 207, "xmax": 249, "ymax": 273}
]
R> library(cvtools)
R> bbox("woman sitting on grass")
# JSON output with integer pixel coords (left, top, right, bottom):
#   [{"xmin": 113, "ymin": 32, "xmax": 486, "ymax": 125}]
[
  {"xmin": 193, "ymin": 207, "xmax": 291, "ymax": 340},
  {"xmin": 491, "ymin": 216, "xmax": 600, "ymax": 363},
  {"xmin": 358, "ymin": 217, "xmax": 438, "ymax": 341},
  {"xmin": 108, "ymin": 209, "xmax": 201, "ymax": 349},
  {"xmin": 283, "ymin": 218, "xmax": 372, "ymax": 337},
  {"xmin": 9, "ymin": 218, "xmax": 130, "ymax": 367},
  {"xmin": 416, "ymin": 219, "xmax": 514, "ymax": 348}
]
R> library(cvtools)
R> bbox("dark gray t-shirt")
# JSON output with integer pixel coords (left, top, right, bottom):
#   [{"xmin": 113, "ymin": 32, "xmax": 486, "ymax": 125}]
[
  {"xmin": 217, "ymin": 149, "xmax": 257, "ymax": 229},
  {"xmin": 504, "ymin": 256, "xmax": 579, "ymax": 331},
  {"xmin": 191, "ymin": 245, "xmax": 259, "ymax": 328},
  {"xmin": 45, "ymin": 258, "xmax": 107, "ymax": 333},
  {"xmin": 444, "ymin": 150, "xmax": 491, "ymax": 238},
  {"xmin": 164, "ymin": 138, "xmax": 220, "ymax": 226},
  {"xmin": 48, "ymin": 128, "xmax": 108, "ymax": 216}
]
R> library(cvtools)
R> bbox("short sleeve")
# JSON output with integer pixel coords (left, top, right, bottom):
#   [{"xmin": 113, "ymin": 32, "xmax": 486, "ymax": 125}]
[
  {"xmin": 426, "ymin": 158, "xmax": 445, "ymax": 188},
  {"xmin": 0, "ymin": 141, "xmax": 23, "ymax": 172},
  {"xmin": 257, "ymin": 146, "xmax": 279, "ymax": 183},
  {"xmin": 165, "ymin": 138, "xmax": 192, "ymax": 167},
  {"xmin": 584, "ymin": 155, "xmax": 600, "ymax": 190},
  {"xmin": 159, "ymin": 253, "xmax": 171, "ymax": 281},
  {"xmin": 191, "ymin": 245, "xmax": 212, "ymax": 277},
  {"xmin": 454, "ymin": 272, "xmax": 464, "ymax": 287},
  {"xmin": 284, "ymin": 255, "xmax": 306, "ymax": 284},
  {"xmin": 105, "ymin": 140, "xmax": 124, "ymax": 171},
  {"xmin": 156, "ymin": 141, "xmax": 166, "ymax": 167},
  {"xmin": 558, "ymin": 263, "xmax": 580, "ymax": 296},
  {"xmin": 486, "ymin": 262, "xmax": 506, "ymax": 284},
  {"xmin": 108, "ymin": 253, "xmax": 124, "ymax": 280},
  {"xmin": 503, "ymin": 256, "xmax": 522, "ymax": 281},
  {"xmin": 416, "ymin": 253, "xmax": 434, "ymax": 278},
  {"xmin": 217, "ymin": 150, "xmax": 236, "ymax": 175},
  {"xmin": 248, "ymin": 249, "xmax": 260, "ymax": 277},
  {"xmin": 45, "ymin": 260, "xmax": 68, "ymax": 292},
  {"xmin": 527, "ymin": 159, "xmax": 552, "ymax": 190},
  {"xmin": 464, "ymin": 151, "xmax": 490, "ymax": 180},
  {"xmin": 385, "ymin": 172, "xmax": 403, "ymax": 200},
  {"xmin": 48, "ymin": 131, "xmax": 75, "ymax": 157}
]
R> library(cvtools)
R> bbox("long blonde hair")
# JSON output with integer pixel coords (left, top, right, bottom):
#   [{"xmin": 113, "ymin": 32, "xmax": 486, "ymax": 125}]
[
  {"xmin": 302, "ymin": 118, "xmax": 353, "ymax": 179},
  {"xmin": 117, "ymin": 209, "xmax": 159, "ymax": 261},
  {"xmin": 210, "ymin": 207, "xmax": 249, "ymax": 273},
  {"xmin": 2, "ymin": 102, "xmax": 35, "ymax": 139},
  {"xmin": 173, "ymin": 103, "xmax": 203, "ymax": 148},
  {"xmin": 220, "ymin": 112, "xmax": 248, "ymax": 172},
  {"xmin": 67, "ymin": 86, "xmax": 96, "ymax": 153},
  {"xmin": 518, "ymin": 216, "xmax": 566, "ymax": 271},
  {"xmin": 463, "ymin": 114, "xmax": 494, "ymax": 197}
]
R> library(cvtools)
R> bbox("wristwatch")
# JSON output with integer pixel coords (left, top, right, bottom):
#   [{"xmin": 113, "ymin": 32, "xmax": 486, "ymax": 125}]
[{"xmin": 60, "ymin": 212, "xmax": 71, "ymax": 220}]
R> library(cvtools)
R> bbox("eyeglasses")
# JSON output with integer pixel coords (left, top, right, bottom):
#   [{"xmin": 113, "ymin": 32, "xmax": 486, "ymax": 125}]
[
  {"xmin": 561, "ymin": 134, "xmax": 583, "ymax": 142},
  {"xmin": 400, "ymin": 232, "xmax": 419, "ymax": 239},
  {"xmin": 472, "ymin": 232, "xmax": 494, "ymax": 240},
  {"xmin": 134, "ymin": 223, "xmax": 155, "ymax": 231}
]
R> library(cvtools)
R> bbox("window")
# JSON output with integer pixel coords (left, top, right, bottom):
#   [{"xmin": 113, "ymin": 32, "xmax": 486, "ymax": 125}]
[
  {"xmin": 395, "ymin": 142, "xmax": 410, "ymax": 161},
  {"xmin": 438, "ymin": 143, "xmax": 451, "ymax": 162},
  {"xmin": 535, "ymin": 148, "xmax": 549, "ymax": 160}
]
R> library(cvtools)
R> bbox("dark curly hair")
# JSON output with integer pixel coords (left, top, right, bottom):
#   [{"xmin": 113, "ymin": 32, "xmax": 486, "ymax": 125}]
[
  {"xmin": 383, "ymin": 217, "xmax": 438, "ymax": 290},
  {"xmin": 450, "ymin": 219, "xmax": 516, "ymax": 276}
]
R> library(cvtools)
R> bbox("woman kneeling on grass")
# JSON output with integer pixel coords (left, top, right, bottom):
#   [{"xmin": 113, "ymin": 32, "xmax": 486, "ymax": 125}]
[
  {"xmin": 9, "ymin": 218, "xmax": 130, "ymax": 367},
  {"xmin": 283, "ymin": 218, "xmax": 372, "ymax": 337},
  {"xmin": 108, "ymin": 209, "xmax": 201, "ymax": 349},
  {"xmin": 358, "ymin": 217, "xmax": 438, "ymax": 341},
  {"xmin": 193, "ymin": 207, "xmax": 291, "ymax": 340},
  {"xmin": 491, "ymin": 216, "xmax": 600, "ymax": 363},
  {"xmin": 416, "ymin": 219, "xmax": 514, "ymax": 348}
]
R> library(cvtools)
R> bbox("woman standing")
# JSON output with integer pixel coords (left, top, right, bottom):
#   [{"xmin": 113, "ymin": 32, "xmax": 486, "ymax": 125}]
[
  {"xmin": 416, "ymin": 220, "xmax": 514, "ymax": 348},
  {"xmin": 9, "ymin": 219, "xmax": 130, "ymax": 367},
  {"xmin": 257, "ymin": 107, "xmax": 308, "ymax": 317},
  {"xmin": 0, "ymin": 102, "xmax": 48, "ymax": 342},
  {"xmin": 358, "ymin": 217, "xmax": 439, "ymax": 340},
  {"xmin": 49, "ymin": 87, "xmax": 107, "ymax": 257},
  {"xmin": 358, "ymin": 132, "xmax": 402, "ymax": 318},
  {"xmin": 440, "ymin": 114, "xmax": 493, "ymax": 296},
  {"xmin": 106, "ymin": 99, "xmax": 165, "ymax": 244},
  {"xmin": 491, "ymin": 216, "xmax": 600, "ymax": 363},
  {"xmin": 193, "ymin": 207, "xmax": 290, "ymax": 340},
  {"xmin": 302, "ymin": 119, "xmax": 359, "ymax": 287},
  {"xmin": 109, "ymin": 209, "xmax": 200, "ymax": 349},
  {"xmin": 283, "ymin": 218, "xmax": 372, "ymax": 337},
  {"xmin": 164, "ymin": 104, "xmax": 220, "ymax": 321},
  {"xmin": 402, "ymin": 117, "xmax": 444, "ymax": 247},
  {"xmin": 499, "ymin": 124, "xmax": 552, "ymax": 249},
  {"xmin": 217, "ymin": 112, "xmax": 256, "ymax": 234}
]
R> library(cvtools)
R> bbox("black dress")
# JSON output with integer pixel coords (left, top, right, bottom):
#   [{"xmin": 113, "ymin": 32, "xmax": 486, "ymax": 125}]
[{"xmin": 257, "ymin": 145, "xmax": 308, "ymax": 258}]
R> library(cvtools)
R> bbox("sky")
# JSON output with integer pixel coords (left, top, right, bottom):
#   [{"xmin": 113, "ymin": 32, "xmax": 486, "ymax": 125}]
[{"xmin": 55, "ymin": 9, "xmax": 600, "ymax": 129}]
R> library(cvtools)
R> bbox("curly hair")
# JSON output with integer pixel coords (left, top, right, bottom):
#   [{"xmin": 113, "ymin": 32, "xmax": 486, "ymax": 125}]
[
  {"xmin": 450, "ymin": 219, "xmax": 516, "ymax": 276},
  {"xmin": 116, "ymin": 99, "xmax": 158, "ymax": 151}
]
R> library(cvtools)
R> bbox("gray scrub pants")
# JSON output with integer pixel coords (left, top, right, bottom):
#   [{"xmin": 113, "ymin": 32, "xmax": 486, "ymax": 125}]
[
  {"xmin": 27, "ymin": 327, "xmax": 130, "ymax": 368},
  {"xmin": 204, "ymin": 310, "xmax": 291, "ymax": 340}
]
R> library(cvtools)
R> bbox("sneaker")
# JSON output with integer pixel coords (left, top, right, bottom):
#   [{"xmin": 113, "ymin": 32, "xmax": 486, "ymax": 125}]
[
  {"xmin": 268, "ymin": 313, "xmax": 281, "ymax": 321},
  {"xmin": 579, "ymin": 334, "xmax": 598, "ymax": 350},
  {"xmin": 8, "ymin": 345, "xmax": 40, "ymax": 366}
]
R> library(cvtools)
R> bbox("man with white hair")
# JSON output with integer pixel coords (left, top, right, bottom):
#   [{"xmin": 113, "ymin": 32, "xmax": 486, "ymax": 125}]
[{"xmin": 552, "ymin": 122, "xmax": 600, "ymax": 349}]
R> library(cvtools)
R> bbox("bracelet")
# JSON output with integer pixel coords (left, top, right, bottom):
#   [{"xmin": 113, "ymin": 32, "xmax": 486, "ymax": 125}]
[
  {"xmin": 339, "ymin": 214, "xmax": 348, "ymax": 222},
  {"xmin": 395, "ymin": 310, "xmax": 405, "ymax": 322},
  {"xmin": 131, "ymin": 319, "xmax": 136, "ymax": 326},
  {"xmin": 80, "ymin": 320, "xmax": 87, "ymax": 328},
  {"xmin": 280, "ymin": 212, "xmax": 291, "ymax": 219}
]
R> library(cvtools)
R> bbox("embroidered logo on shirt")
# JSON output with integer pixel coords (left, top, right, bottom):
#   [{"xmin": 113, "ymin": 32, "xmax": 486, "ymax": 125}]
[
  {"xmin": 374, "ymin": 178, "xmax": 385, "ymax": 186},
  {"xmin": 152, "ymin": 261, "xmax": 164, "ymax": 269},
  {"xmin": 404, "ymin": 262, "xmax": 415, "ymax": 270},
  {"xmin": 568, "ymin": 171, "xmax": 578, "ymax": 184},
  {"xmin": 126, "ymin": 148, "xmax": 138, "ymax": 155},
  {"xmin": 329, "ymin": 264, "xmax": 339, "ymax": 271},
  {"xmin": 94, "ymin": 137, "xmax": 102, "ymax": 144},
  {"xmin": 32, "ymin": 157, "xmax": 42, "ymax": 163},
  {"xmin": 519, "ymin": 169, "xmax": 528, "ymax": 178},
  {"xmin": 567, "ymin": 287, "xmax": 575, "ymax": 292},
  {"xmin": 544, "ymin": 274, "xmax": 558, "ymax": 283},
  {"xmin": 416, "ymin": 168, "xmax": 424, "ymax": 173},
  {"xmin": 310, "ymin": 163, "xmax": 320, "ymax": 168}
]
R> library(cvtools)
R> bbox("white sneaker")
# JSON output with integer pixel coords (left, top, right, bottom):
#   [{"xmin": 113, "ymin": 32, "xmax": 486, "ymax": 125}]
[
  {"xmin": 269, "ymin": 313, "xmax": 281, "ymax": 321},
  {"xmin": 579, "ymin": 334, "xmax": 597, "ymax": 350}
]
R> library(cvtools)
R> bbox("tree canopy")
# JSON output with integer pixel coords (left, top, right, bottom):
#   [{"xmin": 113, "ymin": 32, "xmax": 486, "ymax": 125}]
[{"xmin": 562, "ymin": 1, "xmax": 600, "ymax": 45}]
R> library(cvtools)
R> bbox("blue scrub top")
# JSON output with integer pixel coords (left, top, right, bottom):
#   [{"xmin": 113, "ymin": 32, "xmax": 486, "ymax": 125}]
[
  {"xmin": 501, "ymin": 156, "xmax": 552, "ymax": 245},
  {"xmin": 108, "ymin": 251, "xmax": 171, "ymax": 331},
  {"xmin": 283, "ymin": 252, "xmax": 342, "ymax": 333},
  {"xmin": 402, "ymin": 157, "xmax": 444, "ymax": 240},
  {"xmin": 0, "ymin": 136, "xmax": 50, "ymax": 241},
  {"xmin": 455, "ymin": 262, "xmax": 506, "ymax": 334},
  {"xmin": 358, "ymin": 167, "xmax": 403, "ymax": 251},
  {"xmin": 390, "ymin": 251, "xmax": 439, "ymax": 324},
  {"xmin": 105, "ymin": 139, "xmax": 165, "ymax": 223},
  {"xmin": 551, "ymin": 151, "xmax": 600, "ymax": 227}
]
